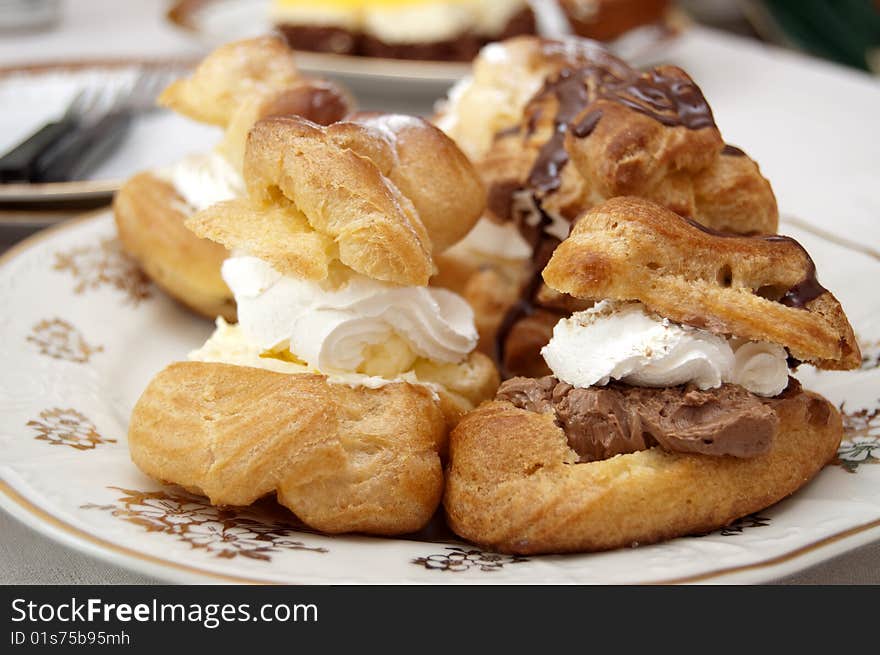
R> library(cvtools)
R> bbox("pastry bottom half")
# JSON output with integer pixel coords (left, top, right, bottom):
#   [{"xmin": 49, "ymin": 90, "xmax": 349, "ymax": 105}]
[
  {"xmin": 444, "ymin": 385, "xmax": 841, "ymax": 554},
  {"xmin": 129, "ymin": 361, "xmax": 449, "ymax": 535}
]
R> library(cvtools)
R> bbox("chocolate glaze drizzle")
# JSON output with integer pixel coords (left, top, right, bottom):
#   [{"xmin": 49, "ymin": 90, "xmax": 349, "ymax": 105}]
[
  {"xmin": 526, "ymin": 68, "xmax": 592, "ymax": 194},
  {"xmin": 599, "ymin": 68, "xmax": 715, "ymax": 129},
  {"xmin": 493, "ymin": 202, "xmax": 560, "ymax": 379},
  {"xmin": 572, "ymin": 109, "xmax": 603, "ymax": 138},
  {"xmin": 518, "ymin": 60, "xmax": 716, "ymax": 207}
]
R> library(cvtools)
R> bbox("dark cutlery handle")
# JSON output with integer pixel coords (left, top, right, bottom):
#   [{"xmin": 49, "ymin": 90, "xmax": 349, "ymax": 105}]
[
  {"xmin": 33, "ymin": 112, "xmax": 133, "ymax": 183},
  {"xmin": 0, "ymin": 120, "xmax": 78, "ymax": 183}
]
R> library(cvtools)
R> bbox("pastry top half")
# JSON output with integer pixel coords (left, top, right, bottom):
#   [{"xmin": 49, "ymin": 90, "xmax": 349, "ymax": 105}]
[
  {"xmin": 187, "ymin": 112, "xmax": 485, "ymax": 286},
  {"xmin": 161, "ymin": 35, "xmax": 304, "ymax": 126},
  {"xmin": 542, "ymin": 197, "xmax": 860, "ymax": 369}
]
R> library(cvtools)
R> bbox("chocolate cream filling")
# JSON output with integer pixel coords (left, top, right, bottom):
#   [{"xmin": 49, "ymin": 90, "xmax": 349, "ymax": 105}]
[{"xmin": 496, "ymin": 376, "xmax": 786, "ymax": 462}]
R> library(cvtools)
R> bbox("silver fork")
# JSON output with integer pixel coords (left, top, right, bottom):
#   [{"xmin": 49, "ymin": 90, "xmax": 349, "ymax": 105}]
[
  {"xmin": 29, "ymin": 65, "xmax": 184, "ymax": 183},
  {"xmin": 88, "ymin": 66, "xmax": 179, "ymax": 121},
  {"xmin": 0, "ymin": 85, "xmax": 105, "ymax": 183}
]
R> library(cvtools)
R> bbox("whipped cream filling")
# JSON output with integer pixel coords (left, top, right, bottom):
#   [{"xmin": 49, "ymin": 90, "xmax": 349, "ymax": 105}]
[
  {"xmin": 221, "ymin": 255, "xmax": 478, "ymax": 377},
  {"xmin": 541, "ymin": 301, "xmax": 790, "ymax": 397},
  {"xmin": 157, "ymin": 150, "xmax": 245, "ymax": 212},
  {"xmin": 434, "ymin": 74, "xmax": 471, "ymax": 135},
  {"xmin": 189, "ymin": 318, "xmax": 434, "ymax": 392}
]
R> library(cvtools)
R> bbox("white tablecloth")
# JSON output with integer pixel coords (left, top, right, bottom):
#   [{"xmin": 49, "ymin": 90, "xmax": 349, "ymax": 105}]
[{"xmin": 1, "ymin": 0, "xmax": 879, "ymax": 585}]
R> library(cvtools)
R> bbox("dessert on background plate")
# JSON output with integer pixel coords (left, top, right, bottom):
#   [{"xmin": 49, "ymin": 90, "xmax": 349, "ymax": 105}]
[
  {"xmin": 433, "ymin": 36, "xmax": 777, "ymax": 377},
  {"xmin": 269, "ymin": 0, "xmax": 673, "ymax": 61},
  {"xmin": 113, "ymin": 36, "xmax": 353, "ymax": 321},
  {"xmin": 128, "ymin": 112, "xmax": 498, "ymax": 536},
  {"xmin": 444, "ymin": 196, "xmax": 860, "ymax": 554},
  {"xmin": 272, "ymin": 0, "xmax": 537, "ymax": 60}
]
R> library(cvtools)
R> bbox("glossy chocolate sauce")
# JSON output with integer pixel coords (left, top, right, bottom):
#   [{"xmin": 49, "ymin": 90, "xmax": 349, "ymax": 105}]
[
  {"xmin": 766, "ymin": 236, "xmax": 827, "ymax": 308},
  {"xmin": 526, "ymin": 69, "xmax": 592, "ymax": 194},
  {"xmin": 597, "ymin": 68, "xmax": 715, "ymax": 129},
  {"xmin": 493, "ymin": 214, "xmax": 560, "ymax": 379},
  {"xmin": 520, "ymin": 62, "xmax": 716, "ymax": 204}
]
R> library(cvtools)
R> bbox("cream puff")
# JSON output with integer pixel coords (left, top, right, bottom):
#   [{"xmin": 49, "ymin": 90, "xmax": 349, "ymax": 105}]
[
  {"xmin": 444, "ymin": 196, "xmax": 859, "ymax": 554},
  {"xmin": 128, "ymin": 113, "xmax": 498, "ymax": 536}
]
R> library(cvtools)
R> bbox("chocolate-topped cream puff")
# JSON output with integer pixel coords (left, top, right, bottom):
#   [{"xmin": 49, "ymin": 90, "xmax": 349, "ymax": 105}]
[
  {"xmin": 435, "ymin": 36, "xmax": 779, "ymax": 377},
  {"xmin": 444, "ymin": 196, "xmax": 859, "ymax": 554}
]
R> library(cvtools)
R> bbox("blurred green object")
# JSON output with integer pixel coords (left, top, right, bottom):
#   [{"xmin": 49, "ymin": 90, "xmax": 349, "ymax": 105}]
[{"xmin": 747, "ymin": 0, "xmax": 880, "ymax": 72}]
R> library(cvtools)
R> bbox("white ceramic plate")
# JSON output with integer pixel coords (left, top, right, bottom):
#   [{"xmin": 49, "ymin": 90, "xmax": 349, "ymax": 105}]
[
  {"xmin": 1, "ymin": 209, "xmax": 879, "ymax": 584},
  {"xmin": 0, "ymin": 62, "xmax": 218, "ymax": 207}
]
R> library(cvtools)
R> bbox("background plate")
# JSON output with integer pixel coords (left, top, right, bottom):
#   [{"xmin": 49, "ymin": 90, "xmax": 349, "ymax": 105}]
[
  {"xmin": 166, "ymin": 0, "xmax": 685, "ymax": 91},
  {"xmin": 1, "ymin": 209, "xmax": 879, "ymax": 584}
]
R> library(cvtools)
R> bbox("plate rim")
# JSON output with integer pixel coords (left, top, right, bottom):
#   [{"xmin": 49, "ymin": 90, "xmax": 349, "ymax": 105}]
[
  {"xmin": 2, "ymin": 209, "xmax": 880, "ymax": 585},
  {"xmin": 6, "ymin": 472, "xmax": 880, "ymax": 585},
  {"xmin": 0, "ymin": 179, "xmax": 122, "ymax": 203}
]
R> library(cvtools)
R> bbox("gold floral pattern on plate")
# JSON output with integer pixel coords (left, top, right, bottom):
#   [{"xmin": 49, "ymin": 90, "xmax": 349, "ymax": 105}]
[
  {"xmin": 53, "ymin": 238, "xmax": 151, "ymax": 304},
  {"xmin": 26, "ymin": 318, "xmax": 103, "ymax": 363},
  {"xmin": 692, "ymin": 513, "xmax": 772, "ymax": 537},
  {"xmin": 27, "ymin": 408, "xmax": 116, "ymax": 451},
  {"xmin": 82, "ymin": 487, "xmax": 327, "ymax": 561},
  {"xmin": 834, "ymin": 402, "xmax": 880, "ymax": 473},
  {"xmin": 413, "ymin": 547, "xmax": 529, "ymax": 572}
]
